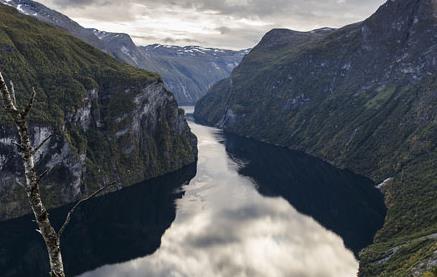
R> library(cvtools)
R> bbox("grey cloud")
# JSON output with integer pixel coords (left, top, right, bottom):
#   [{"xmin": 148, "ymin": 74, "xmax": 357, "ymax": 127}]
[
  {"xmin": 162, "ymin": 37, "xmax": 203, "ymax": 44},
  {"xmin": 131, "ymin": 35, "xmax": 203, "ymax": 44},
  {"xmin": 46, "ymin": 0, "xmax": 384, "ymax": 20},
  {"xmin": 39, "ymin": 0, "xmax": 385, "ymax": 54},
  {"xmin": 184, "ymin": 0, "xmax": 385, "ymax": 21},
  {"xmin": 49, "ymin": 0, "xmax": 105, "ymax": 7},
  {"xmin": 216, "ymin": 26, "xmax": 232, "ymax": 34},
  {"xmin": 130, "ymin": 34, "xmax": 160, "ymax": 40}
]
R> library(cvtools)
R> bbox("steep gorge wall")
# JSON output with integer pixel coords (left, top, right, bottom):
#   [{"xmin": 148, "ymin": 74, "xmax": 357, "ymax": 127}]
[
  {"xmin": 195, "ymin": 0, "xmax": 437, "ymax": 275},
  {"xmin": 0, "ymin": 4, "xmax": 197, "ymax": 220}
]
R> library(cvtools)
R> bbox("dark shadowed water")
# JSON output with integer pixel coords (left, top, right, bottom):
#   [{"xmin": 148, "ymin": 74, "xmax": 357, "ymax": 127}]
[{"xmin": 0, "ymin": 107, "xmax": 385, "ymax": 277}]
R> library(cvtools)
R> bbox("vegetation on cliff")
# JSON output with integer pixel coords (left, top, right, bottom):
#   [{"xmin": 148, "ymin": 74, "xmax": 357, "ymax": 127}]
[
  {"xmin": 0, "ymin": 3, "xmax": 197, "ymax": 220},
  {"xmin": 195, "ymin": 0, "xmax": 437, "ymax": 275}
]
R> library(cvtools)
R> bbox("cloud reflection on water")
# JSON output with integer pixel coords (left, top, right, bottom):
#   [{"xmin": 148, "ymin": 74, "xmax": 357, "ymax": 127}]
[{"xmin": 79, "ymin": 122, "xmax": 357, "ymax": 277}]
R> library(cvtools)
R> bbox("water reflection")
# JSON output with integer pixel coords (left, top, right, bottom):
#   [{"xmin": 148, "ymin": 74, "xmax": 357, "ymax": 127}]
[
  {"xmin": 0, "ymin": 164, "xmax": 196, "ymax": 277},
  {"xmin": 0, "ymin": 109, "xmax": 385, "ymax": 277},
  {"xmin": 224, "ymin": 132, "xmax": 386, "ymax": 253},
  {"xmin": 79, "ymin": 121, "xmax": 361, "ymax": 277}
]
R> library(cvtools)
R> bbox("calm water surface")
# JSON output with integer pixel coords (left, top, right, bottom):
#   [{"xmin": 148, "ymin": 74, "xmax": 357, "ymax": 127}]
[{"xmin": 0, "ymin": 107, "xmax": 385, "ymax": 277}]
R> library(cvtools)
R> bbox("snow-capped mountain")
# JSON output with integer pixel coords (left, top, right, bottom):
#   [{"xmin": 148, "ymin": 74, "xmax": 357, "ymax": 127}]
[
  {"xmin": 138, "ymin": 45, "xmax": 249, "ymax": 104},
  {"xmin": 0, "ymin": 0, "xmax": 249, "ymax": 104}
]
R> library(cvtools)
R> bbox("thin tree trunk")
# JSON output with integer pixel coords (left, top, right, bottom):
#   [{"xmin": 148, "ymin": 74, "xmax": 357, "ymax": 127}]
[
  {"xmin": 1, "ymin": 72, "xmax": 113, "ymax": 276},
  {"xmin": 0, "ymin": 74, "xmax": 65, "ymax": 276},
  {"xmin": 16, "ymin": 119, "xmax": 65, "ymax": 277}
]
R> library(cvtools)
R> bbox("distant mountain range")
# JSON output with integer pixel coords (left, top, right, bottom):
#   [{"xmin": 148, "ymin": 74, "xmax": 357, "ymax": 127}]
[
  {"xmin": 137, "ymin": 44, "xmax": 249, "ymax": 105},
  {"xmin": 0, "ymin": 0, "xmax": 248, "ymax": 104},
  {"xmin": 195, "ymin": 0, "xmax": 437, "ymax": 276}
]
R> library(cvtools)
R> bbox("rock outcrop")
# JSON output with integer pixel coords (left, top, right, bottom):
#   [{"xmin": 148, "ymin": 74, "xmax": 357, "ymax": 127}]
[
  {"xmin": 0, "ymin": 4, "xmax": 197, "ymax": 220},
  {"xmin": 195, "ymin": 0, "xmax": 437, "ymax": 275}
]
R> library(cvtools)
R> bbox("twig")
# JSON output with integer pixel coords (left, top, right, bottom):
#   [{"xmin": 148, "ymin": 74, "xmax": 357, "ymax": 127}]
[
  {"xmin": 1, "ymin": 71, "xmax": 66, "ymax": 276},
  {"xmin": 58, "ymin": 182, "xmax": 116, "ymax": 237},
  {"xmin": 0, "ymin": 72, "xmax": 19, "ymax": 115},
  {"xmin": 9, "ymin": 81, "xmax": 16, "ymax": 106},
  {"xmin": 21, "ymin": 87, "xmax": 36, "ymax": 118},
  {"xmin": 33, "ymin": 134, "xmax": 53, "ymax": 155},
  {"xmin": 12, "ymin": 141, "xmax": 24, "ymax": 151},
  {"xmin": 38, "ymin": 168, "xmax": 52, "ymax": 182},
  {"xmin": 15, "ymin": 178, "xmax": 25, "ymax": 188}
]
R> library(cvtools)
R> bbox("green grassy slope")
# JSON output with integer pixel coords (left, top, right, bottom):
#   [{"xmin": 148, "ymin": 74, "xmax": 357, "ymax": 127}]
[
  {"xmin": 0, "ymin": 3, "xmax": 196, "ymax": 219},
  {"xmin": 195, "ymin": 0, "xmax": 437, "ymax": 275},
  {"xmin": 0, "ymin": 4, "xmax": 159, "ymax": 122}
]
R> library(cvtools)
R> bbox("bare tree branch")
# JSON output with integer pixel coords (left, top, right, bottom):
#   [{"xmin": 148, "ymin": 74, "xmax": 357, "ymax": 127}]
[
  {"xmin": 0, "ymin": 72, "xmax": 19, "ymax": 115},
  {"xmin": 33, "ymin": 134, "xmax": 53, "ymax": 155},
  {"xmin": 38, "ymin": 168, "xmax": 52, "ymax": 182},
  {"xmin": 58, "ymin": 182, "xmax": 115, "ymax": 238},
  {"xmin": 9, "ymin": 81, "xmax": 16, "ymax": 106},
  {"xmin": 15, "ymin": 178, "xmax": 25, "ymax": 189},
  {"xmin": 2, "ymin": 72, "xmax": 118, "ymax": 277},
  {"xmin": 1, "ymin": 72, "xmax": 66, "ymax": 276},
  {"xmin": 21, "ymin": 87, "xmax": 36, "ymax": 118},
  {"xmin": 12, "ymin": 141, "xmax": 24, "ymax": 151}
]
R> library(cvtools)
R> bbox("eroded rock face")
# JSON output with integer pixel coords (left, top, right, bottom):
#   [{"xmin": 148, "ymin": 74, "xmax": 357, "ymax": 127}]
[
  {"xmin": 195, "ymin": 0, "xmax": 437, "ymax": 181},
  {"xmin": 0, "ymin": 4, "xmax": 197, "ymax": 220},
  {"xmin": 0, "ymin": 82, "xmax": 197, "ymax": 220},
  {"xmin": 0, "ymin": 125, "xmax": 84, "ymax": 220},
  {"xmin": 195, "ymin": 0, "xmax": 437, "ymax": 275}
]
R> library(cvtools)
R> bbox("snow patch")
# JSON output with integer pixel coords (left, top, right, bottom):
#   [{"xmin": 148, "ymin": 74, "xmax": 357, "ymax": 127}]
[{"xmin": 16, "ymin": 4, "xmax": 30, "ymax": 15}]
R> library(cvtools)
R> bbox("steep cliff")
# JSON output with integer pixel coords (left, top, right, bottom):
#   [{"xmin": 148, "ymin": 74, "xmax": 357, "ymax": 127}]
[
  {"xmin": 195, "ymin": 0, "xmax": 437, "ymax": 275},
  {"xmin": 0, "ymin": 4, "xmax": 197, "ymax": 220}
]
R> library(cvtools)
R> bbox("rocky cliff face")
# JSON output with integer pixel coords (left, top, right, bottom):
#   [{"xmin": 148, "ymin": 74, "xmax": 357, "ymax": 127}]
[
  {"xmin": 0, "ymin": 4, "xmax": 197, "ymax": 220},
  {"xmin": 195, "ymin": 0, "xmax": 437, "ymax": 275},
  {"xmin": 0, "ymin": 0, "xmax": 248, "ymax": 105}
]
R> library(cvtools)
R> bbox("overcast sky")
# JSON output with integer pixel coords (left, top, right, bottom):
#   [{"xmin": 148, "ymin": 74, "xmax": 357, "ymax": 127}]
[{"xmin": 39, "ymin": 0, "xmax": 385, "ymax": 50}]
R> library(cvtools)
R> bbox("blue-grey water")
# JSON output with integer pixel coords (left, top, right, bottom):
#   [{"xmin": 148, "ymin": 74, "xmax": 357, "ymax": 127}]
[{"xmin": 0, "ymin": 107, "xmax": 385, "ymax": 277}]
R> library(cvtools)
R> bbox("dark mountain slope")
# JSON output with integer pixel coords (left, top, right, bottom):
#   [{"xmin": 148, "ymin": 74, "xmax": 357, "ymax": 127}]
[
  {"xmin": 195, "ymin": 0, "xmax": 437, "ymax": 275},
  {"xmin": 0, "ymin": 3, "xmax": 197, "ymax": 220},
  {"xmin": 139, "ymin": 45, "xmax": 248, "ymax": 104},
  {"xmin": 0, "ymin": 0, "xmax": 248, "ymax": 105}
]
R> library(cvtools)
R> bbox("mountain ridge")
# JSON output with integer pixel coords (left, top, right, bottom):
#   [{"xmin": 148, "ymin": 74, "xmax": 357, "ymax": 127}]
[
  {"xmin": 195, "ymin": 0, "xmax": 437, "ymax": 275},
  {"xmin": 0, "ymin": 0, "xmax": 248, "ymax": 104},
  {"xmin": 0, "ymin": 3, "xmax": 197, "ymax": 220}
]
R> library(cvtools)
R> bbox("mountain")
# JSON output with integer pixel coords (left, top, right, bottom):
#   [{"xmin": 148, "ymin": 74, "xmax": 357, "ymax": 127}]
[
  {"xmin": 0, "ymin": 3, "xmax": 197, "ymax": 220},
  {"xmin": 138, "ymin": 45, "xmax": 249, "ymax": 105},
  {"xmin": 195, "ymin": 0, "xmax": 437, "ymax": 276},
  {"xmin": 0, "ymin": 0, "xmax": 248, "ymax": 105}
]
